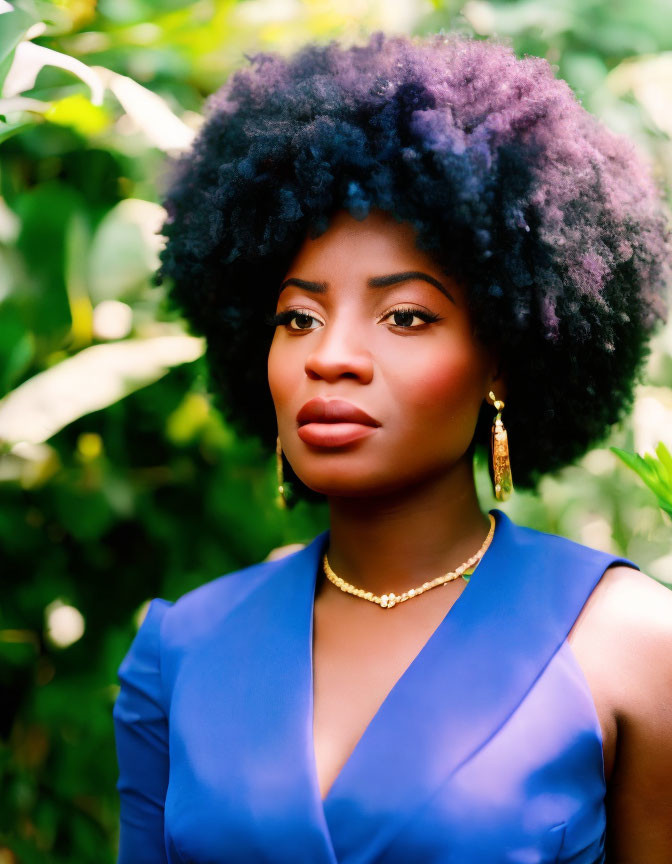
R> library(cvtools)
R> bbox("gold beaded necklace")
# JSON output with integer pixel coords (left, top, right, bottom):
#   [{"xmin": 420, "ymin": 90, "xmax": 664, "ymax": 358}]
[{"xmin": 321, "ymin": 513, "xmax": 496, "ymax": 609}]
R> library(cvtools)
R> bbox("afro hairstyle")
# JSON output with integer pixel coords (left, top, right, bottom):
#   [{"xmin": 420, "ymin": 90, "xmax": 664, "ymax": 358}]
[{"xmin": 157, "ymin": 30, "xmax": 671, "ymax": 504}]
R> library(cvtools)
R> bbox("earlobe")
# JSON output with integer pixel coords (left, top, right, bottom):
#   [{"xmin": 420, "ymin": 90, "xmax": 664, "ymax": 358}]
[
  {"xmin": 487, "ymin": 383, "xmax": 507, "ymax": 405},
  {"xmin": 488, "ymin": 362, "xmax": 507, "ymax": 404}
]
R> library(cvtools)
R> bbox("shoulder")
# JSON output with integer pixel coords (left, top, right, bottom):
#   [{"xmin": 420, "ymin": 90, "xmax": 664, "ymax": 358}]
[
  {"xmin": 596, "ymin": 564, "xmax": 672, "ymax": 690},
  {"xmin": 570, "ymin": 560, "xmax": 672, "ymax": 731},
  {"xmin": 156, "ymin": 555, "xmax": 284, "ymax": 642},
  {"xmin": 117, "ymin": 534, "xmax": 325, "ymax": 706},
  {"xmin": 594, "ymin": 565, "xmax": 672, "ymax": 857},
  {"xmin": 575, "ymin": 562, "xmax": 672, "ymax": 662},
  {"xmin": 146, "ymin": 537, "xmax": 318, "ymax": 650},
  {"xmin": 566, "ymin": 561, "xmax": 672, "ymax": 842},
  {"xmin": 508, "ymin": 511, "xmax": 672, "ymax": 690},
  {"xmin": 114, "ymin": 558, "xmax": 281, "ymax": 715},
  {"xmin": 501, "ymin": 511, "xmax": 629, "ymax": 570},
  {"xmin": 600, "ymin": 561, "xmax": 672, "ymax": 619}
]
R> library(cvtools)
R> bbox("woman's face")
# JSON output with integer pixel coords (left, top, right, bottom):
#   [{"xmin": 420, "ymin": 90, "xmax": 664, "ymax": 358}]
[{"xmin": 268, "ymin": 208, "xmax": 502, "ymax": 499}]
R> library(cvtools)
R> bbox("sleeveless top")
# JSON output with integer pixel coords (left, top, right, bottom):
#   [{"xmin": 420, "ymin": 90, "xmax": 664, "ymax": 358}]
[{"xmin": 113, "ymin": 508, "xmax": 639, "ymax": 863}]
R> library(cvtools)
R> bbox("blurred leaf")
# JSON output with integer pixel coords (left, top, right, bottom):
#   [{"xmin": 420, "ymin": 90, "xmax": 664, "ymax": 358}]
[
  {"xmin": 44, "ymin": 92, "xmax": 110, "ymax": 135},
  {"xmin": 0, "ymin": 303, "xmax": 34, "ymax": 395},
  {"xmin": 94, "ymin": 65, "xmax": 195, "ymax": 151},
  {"xmin": 657, "ymin": 441, "xmax": 672, "ymax": 477},
  {"xmin": 0, "ymin": 441, "xmax": 61, "ymax": 487},
  {"xmin": 64, "ymin": 210, "xmax": 94, "ymax": 349},
  {"xmin": 0, "ymin": 117, "xmax": 33, "ymax": 142},
  {"xmin": 0, "ymin": 5, "xmax": 35, "ymax": 93},
  {"xmin": 88, "ymin": 199, "xmax": 165, "ymax": 302},
  {"xmin": 0, "ymin": 334, "xmax": 204, "ymax": 445},
  {"xmin": 38, "ymin": 0, "xmax": 97, "ymax": 31},
  {"xmin": 53, "ymin": 484, "xmax": 116, "ymax": 540},
  {"xmin": 165, "ymin": 391, "xmax": 210, "ymax": 445},
  {"xmin": 14, "ymin": 181, "xmax": 81, "ymax": 340},
  {"xmin": 611, "ymin": 444, "xmax": 672, "ymax": 516},
  {"xmin": 0, "ymin": 93, "xmax": 50, "ymax": 118},
  {"xmin": 0, "ymin": 5, "xmax": 37, "ymax": 144},
  {"xmin": 3, "ymin": 41, "xmax": 105, "ymax": 103},
  {"xmin": 12, "ymin": 1, "xmax": 74, "ymax": 30},
  {"xmin": 608, "ymin": 54, "xmax": 672, "ymax": 138}
]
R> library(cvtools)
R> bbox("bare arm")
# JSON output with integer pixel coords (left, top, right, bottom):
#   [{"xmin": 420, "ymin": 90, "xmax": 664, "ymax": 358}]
[{"xmin": 604, "ymin": 566, "xmax": 672, "ymax": 863}]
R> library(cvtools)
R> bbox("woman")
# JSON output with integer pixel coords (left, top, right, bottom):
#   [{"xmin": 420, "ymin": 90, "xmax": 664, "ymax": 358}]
[{"xmin": 114, "ymin": 32, "xmax": 672, "ymax": 863}]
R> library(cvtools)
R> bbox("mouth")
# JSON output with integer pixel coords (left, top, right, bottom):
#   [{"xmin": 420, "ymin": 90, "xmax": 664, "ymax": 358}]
[
  {"xmin": 296, "ymin": 397, "xmax": 380, "ymax": 427},
  {"xmin": 296, "ymin": 397, "xmax": 381, "ymax": 448},
  {"xmin": 297, "ymin": 422, "xmax": 378, "ymax": 447}
]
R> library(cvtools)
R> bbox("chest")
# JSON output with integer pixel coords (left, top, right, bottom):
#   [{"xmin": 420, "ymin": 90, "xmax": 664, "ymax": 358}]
[
  {"xmin": 312, "ymin": 578, "xmax": 618, "ymax": 804},
  {"xmin": 312, "ymin": 580, "xmax": 468, "ymax": 801},
  {"xmin": 162, "ymin": 519, "xmax": 618, "ymax": 864}
]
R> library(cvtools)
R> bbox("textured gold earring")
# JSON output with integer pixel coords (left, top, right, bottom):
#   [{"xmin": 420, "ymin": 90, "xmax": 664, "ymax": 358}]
[
  {"xmin": 488, "ymin": 391, "xmax": 513, "ymax": 501},
  {"xmin": 276, "ymin": 435, "xmax": 288, "ymax": 509}
]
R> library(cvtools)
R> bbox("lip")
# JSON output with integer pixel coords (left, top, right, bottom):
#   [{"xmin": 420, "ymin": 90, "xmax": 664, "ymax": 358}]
[
  {"xmin": 296, "ymin": 398, "xmax": 381, "ymax": 428},
  {"xmin": 297, "ymin": 422, "xmax": 378, "ymax": 447}
]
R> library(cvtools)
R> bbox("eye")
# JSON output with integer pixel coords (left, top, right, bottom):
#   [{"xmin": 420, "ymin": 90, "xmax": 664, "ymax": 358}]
[
  {"xmin": 266, "ymin": 308, "xmax": 323, "ymax": 331},
  {"xmin": 381, "ymin": 306, "xmax": 440, "ymax": 328},
  {"xmin": 265, "ymin": 305, "xmax": 440, "ymax": 332}
]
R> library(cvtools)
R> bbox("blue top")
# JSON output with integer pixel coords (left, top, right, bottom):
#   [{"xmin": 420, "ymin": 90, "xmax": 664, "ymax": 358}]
[{"xmin": 113, "ymin": 508, "xmax": 638, "ymax": 863}]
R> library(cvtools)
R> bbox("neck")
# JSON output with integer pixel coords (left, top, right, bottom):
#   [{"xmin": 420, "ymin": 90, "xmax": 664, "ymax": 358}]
[{"xmin": 324, "ymin": 457, "xmax": 493, "ymax": 597}]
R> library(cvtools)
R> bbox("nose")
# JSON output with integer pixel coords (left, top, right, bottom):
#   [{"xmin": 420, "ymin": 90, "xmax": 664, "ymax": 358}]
[{"xmin": 304, "ymin": 318, "xmax": 374, "ymax": 384}]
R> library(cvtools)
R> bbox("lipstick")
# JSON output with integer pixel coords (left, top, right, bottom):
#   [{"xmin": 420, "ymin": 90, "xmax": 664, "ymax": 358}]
[{"xmin": 296, "ymin": 398, "xmax": 380, "ymax": 447}]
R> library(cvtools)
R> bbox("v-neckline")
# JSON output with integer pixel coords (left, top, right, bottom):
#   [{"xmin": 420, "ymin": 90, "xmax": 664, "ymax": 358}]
[
  {"xmin": 307, "ymin": 509, "xmax": 502, "ymax": 810},
  {"xmin": 198, "ymin": 506, "xmax": 633, "ymax": 864}
]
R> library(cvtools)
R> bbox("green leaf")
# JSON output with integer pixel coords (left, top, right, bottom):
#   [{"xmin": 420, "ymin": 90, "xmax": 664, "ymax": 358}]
[
  {"xmin": 0, "ymin": 117, "xmax": 34, "ymax": 143},
  {"xmin": 655, "ymin": 442, "xmax": 672, "ymax": 481},
  {"xmin": 611, "ymin": 445, "xmax": 672, "ymax": 516},
  {"xmin": 0, "ymin": 6, "xmax": 35, "ymax": 93},
  {"xmin": 14, "ymin": 181, "xmax": 81, "ymax": 340},
  {"xmin": 643, "ymin": 452, "xmax": 669, "ymax": 490},
  {"xmin": 611, "ymin": 446, "xmax": 645, "ymax": 475},
  {"xmin": 0, "ymin": 302, "xmax": 34, "ymax": 395}
]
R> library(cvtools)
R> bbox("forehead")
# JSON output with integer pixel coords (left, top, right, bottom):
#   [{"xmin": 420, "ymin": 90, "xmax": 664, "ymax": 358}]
[
  {"xmin": 283, "ymin": 208, "xmax": 461, "ymax": 297},
  {"xmin": 289, "ymin": 210, "xmax": 420, "ymax": 264}
]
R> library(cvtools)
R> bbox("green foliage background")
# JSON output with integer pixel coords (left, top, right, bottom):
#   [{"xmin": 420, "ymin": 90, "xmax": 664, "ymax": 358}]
[{"xmin": 0, "ymin": 0, "xmax": 670, "ymax": 860}]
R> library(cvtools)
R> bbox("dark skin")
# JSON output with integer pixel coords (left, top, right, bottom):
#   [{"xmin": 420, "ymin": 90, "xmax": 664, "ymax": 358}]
[{"xmin": 267, "ymin": 208, "xmax": 672, "ymax": 862}]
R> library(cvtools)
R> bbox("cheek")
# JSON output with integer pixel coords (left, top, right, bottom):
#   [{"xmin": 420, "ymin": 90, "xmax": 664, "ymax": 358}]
[
  {"xmin": 391, "ymin": 342, "xmax": 486, "ymax": 426},
  {"xmin": 267, "ymin": 336, "xmax": 295, "ymax": 407}
]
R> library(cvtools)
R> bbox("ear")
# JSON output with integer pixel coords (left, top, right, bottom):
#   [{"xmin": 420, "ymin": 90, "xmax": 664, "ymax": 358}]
[{"xmin": 486, "ymin": 358, "xmax": 508, "ymax": 405}]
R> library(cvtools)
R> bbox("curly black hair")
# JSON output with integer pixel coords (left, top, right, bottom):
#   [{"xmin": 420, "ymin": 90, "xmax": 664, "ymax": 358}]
[{"xmin": 157, "ymin": 30, "xmax": 671, "ymax": 503}]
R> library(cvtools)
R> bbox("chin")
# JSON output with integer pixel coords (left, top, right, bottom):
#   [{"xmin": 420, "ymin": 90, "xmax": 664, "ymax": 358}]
[
  {"xmin": 297, "ymin": 475, "xmax": 378, "ymax": 499},
  {"xmin": 293, "ymin": 464, "xmax": 422, "ymax": 500}
]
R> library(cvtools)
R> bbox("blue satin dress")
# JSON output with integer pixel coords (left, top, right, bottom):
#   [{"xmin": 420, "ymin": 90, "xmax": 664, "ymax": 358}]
[{"xmin": 113, "ymin": 508, "xmax": 638, "ymax": 863}]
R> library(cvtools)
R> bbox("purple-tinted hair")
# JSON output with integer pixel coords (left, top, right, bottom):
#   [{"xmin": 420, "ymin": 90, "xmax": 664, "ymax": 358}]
[{"xmin": 158, "ymin": 31, "xmax": 671, "ymax": 497}]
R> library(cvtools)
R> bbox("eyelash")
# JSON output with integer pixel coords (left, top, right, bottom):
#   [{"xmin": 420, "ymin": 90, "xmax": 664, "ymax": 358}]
[{"xmin": 265, "ymin": 306, "xmax": 441, "ymax": 331}]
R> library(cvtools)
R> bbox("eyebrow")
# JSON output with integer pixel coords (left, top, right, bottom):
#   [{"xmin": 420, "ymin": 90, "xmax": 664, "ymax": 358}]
[{"xmin": 278, "ymin": 270, "xmax": 456, "ymax": 304}]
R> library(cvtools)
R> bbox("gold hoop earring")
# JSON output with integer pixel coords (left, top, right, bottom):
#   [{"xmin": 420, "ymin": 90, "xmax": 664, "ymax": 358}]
[
  {"xmin": 276, "ymin": 435, "xmax": 288, "ymax": 509},
  {"xmin": 488, "ymin": 391, "xmax": 513, "ymax": 501}
]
